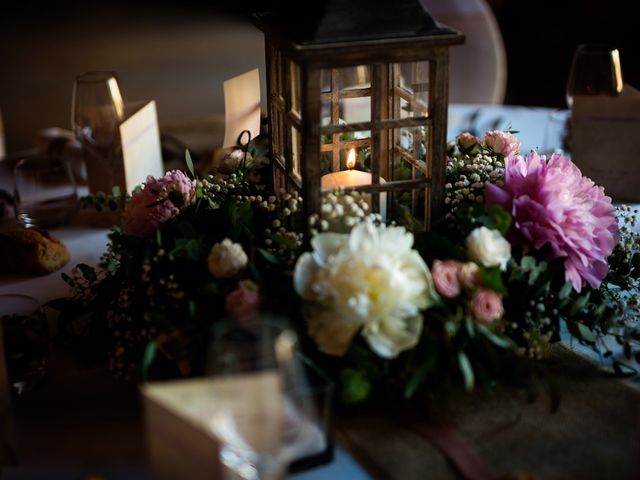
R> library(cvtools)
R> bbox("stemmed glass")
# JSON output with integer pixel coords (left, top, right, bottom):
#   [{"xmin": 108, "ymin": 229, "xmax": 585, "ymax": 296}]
[
  {"xmin": 206, "ymin": 319, "xmax": 325, "ymax": 480},
  {"xmin": 71, "ymin": 71, "xmax": 126, "ymax": 194},
  {"xmin": 566, "ymin": 44, "xmax": 623, "ymax": 108}
]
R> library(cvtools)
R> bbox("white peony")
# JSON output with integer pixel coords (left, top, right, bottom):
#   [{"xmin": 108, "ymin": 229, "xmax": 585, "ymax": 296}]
[
  {"xmin": 207, "ymin": 238, "xmax": 248, "ymax": 278},
  {"xmin": 293, "ymin": 219, "xmax": 435, "ymax": 358},
  {"xmin": 465, "ymin": 226, "xmax": 511, "ymax": 271}
]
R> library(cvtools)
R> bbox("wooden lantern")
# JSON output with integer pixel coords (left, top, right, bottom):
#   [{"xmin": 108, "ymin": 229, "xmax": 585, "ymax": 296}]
[{"xmin": 255, "ymin": 0, "xmax": 463, "ymax": 229}]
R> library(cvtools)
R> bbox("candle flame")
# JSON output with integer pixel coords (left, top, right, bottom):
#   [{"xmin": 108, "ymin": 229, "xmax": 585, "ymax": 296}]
[{"xmin": 346, "ymin": 148, "xmax": 356, "ymax": 170}]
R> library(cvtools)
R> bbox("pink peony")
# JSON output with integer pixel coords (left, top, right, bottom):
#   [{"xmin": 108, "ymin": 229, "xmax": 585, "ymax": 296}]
[
  {"xmin": 457, "ymin": 132, "xmax": 481, "ymax": 150},
  {"xmin": 485, "ymin": 152, "xmax": 619, "ymax": 292},
  {"xmin": 122, "ymin": 170, "xmax": 195, "ymax": 237},
  {"xmin": 483, "ymin": 130, "xmax": 520, "ymax": 157},
  {"xmin": 225, "ymin": 280, "xmax": 260, "ymax": 325},
  {"xmin": 432, "ymin": 260, "xmax": 463, "ymax": 298},
  {"xmin": 470, "ymin": 289, "xmax": 504, "ymax": 324}
]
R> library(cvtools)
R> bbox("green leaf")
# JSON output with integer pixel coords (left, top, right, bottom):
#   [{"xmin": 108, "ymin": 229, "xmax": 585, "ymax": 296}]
[
  {"xmin": 521, "ymin": 256, "xmax": 536, "ymax": 271},
  {"xmin": 477, "ymin": 324, "xmax": 514, "ymax": 349},
  {"xmin": 111, "ymin": 185, "xmax": 121, "ymax": 197},
  {"xmin": 464, "ymin": 316, "xmax": 476, "ymax": 337},
  {"xmin": 77, "ymin": 263, "xmax": 97, "ymax": 282},
  {"xmin": 570, "ymin": 291, "xmax": 591, "ymax": 316},
  {"xmin": 558, "ymin": 282, "xmax": 573, "ymax": 300},
  {"xmin": 258, "ymin": 248, "xmax": 280, "ymax": 265},
  {"xmin": 340, "ymin": 368, "xmax": 372, "ymax": 404},
  {"xmin": 141, "ymin": 341, "xmax": 157, "ymax": 381},
  {"xmin": 185, "ymin": 149, "xmax": 195, "ymax": 179},
  {"xmin": 61, "ymin": 272, "xmax": 73, "ymax": 286},
  {"xmin": 576, "ymin": 323, "xmax": 596, "ymax": 343},
  {"xmin": 156, "ymin": 229, "xmax": 162, "ymax": 248},
  {"xmin": 480, "ymin": 267, "xmax": 507, "ymax": 296},
  {"xmin": 457, "ymin": 351, "xmax": 475, "ymax": 391},
  {"xmin": 404, "ymin": 349, "xmax": 438, "ymax": 399}
]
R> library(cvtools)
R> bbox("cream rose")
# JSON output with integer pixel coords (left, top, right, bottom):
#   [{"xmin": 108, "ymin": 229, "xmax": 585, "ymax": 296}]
[
  {"xmin": 294, "ymin": 219, "xmax": 435, "ymax": 358},
  {"xmin": 207, "ymin": 238, "xmax": 248, "ymax": 278},
  {"xmin": 466, "ymin": 227, "xmax": 511, "ymax": 271}
]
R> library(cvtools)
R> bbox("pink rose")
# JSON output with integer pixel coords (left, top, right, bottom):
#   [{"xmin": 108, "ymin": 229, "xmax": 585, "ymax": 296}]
[
  {"xmin": 457, "ymin": 132, "xmax": 481, "ymax": 150},
  {"xmin": 469, "ymin": 289, "xmax": 504, "ymax": 324},
  {"xmin": 122, "ymin": 170, "xmax": 196, "ymax": 237},
  {"xmin": 483, "ymin": 130, "xmax": 520, "ymax": 157},
  {"xmin": 432, "ymin": 260, "xmax": 463, "ymax": 298},
  {"xmin": 225, "ymin": 280, "xmax": 260, "ymax": 325},
  {"xmin": 458, "ymin": 262, "xmax": 482, "ymax": 290}
]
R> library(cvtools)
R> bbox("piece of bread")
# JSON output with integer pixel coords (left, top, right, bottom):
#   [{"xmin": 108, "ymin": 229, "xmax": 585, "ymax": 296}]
[{"xmin": 0, "ymin": 228, "xmax": 70, "ymax": 275}]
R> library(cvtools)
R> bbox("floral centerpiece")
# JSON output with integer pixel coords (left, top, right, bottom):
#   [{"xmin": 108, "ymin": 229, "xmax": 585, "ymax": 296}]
[{"xmin": 54, "ymin": 132, "xmax": 640, "ymax": 405}]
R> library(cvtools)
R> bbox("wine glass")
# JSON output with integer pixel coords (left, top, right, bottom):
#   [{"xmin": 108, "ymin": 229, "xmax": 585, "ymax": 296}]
[
  {"xmin": 14, "ymin": 154, "xmax": 78, "ymax": 228},
  {"xmin": 206, "ymin": 319, "xmax": 325, "ymax": 480},
  {"xmin": 71, "ymin": 71, "xmax": 126, "ymax": 194},
  {"xmin": 566, "ymin": 44, "xmax": 623, "ymax": 108}
]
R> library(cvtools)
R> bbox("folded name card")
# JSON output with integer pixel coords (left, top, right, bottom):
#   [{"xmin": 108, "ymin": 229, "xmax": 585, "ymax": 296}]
[
  {"xmin": 120, "ymin": 100, "xmax": 164, "ymax": 191},
  {"xmin": 223, "ymin": 69, "xmax": 261, "ymax": 148},
  {"xmin": 571, "ymin": 85, "xmax": 640, "ymax": 202},
  {"xmin": 141, "ymin": 371, "xmax": 281, "ymax": 480},
  {"xmin": 84, "ymin": 101, "xmax": 164, "ymax": 195}
]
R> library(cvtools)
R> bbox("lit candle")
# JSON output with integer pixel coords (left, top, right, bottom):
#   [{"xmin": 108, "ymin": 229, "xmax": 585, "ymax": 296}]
[{"xmin": 321, "ymin": 148, "xmax": 387, "ymax": 220}]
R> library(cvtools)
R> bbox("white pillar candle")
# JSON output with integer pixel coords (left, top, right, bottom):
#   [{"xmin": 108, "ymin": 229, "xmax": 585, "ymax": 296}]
[{"xmin": 320, "ymin": 148, "xmax": 387, "ymax": 221}]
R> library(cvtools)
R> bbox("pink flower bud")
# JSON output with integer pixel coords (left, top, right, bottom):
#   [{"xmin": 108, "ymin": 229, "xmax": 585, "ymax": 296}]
[
  {"xmin": 483, "ymin": 130, "xmax": 520, "ymax": 157},
  {"xmin": 470, "ymin": 289, "xmax": 504, "ymax": 324},
  {"xmin": 432, "ymin": 260, "xmax": 463, "ymax": 298},
  {"xmin": 457, "ymin": 132, "xmax": 481, "ymax": 150}
]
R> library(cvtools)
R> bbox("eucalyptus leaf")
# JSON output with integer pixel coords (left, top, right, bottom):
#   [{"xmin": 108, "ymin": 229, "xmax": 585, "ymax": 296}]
[
  {"xmin": 477, "ymin": 324, "xmax": 513, "ymax": 349},
  {"xmin": 576, "ymin": 322, "xmax": 597, "ymax": 343},
  {"xmin": 142, "ymin": 341, "xmax": 157, "ymax": 381},
  {"xmin": 558, "ymin": 282, "xmax": 573, "ymax": 301},
  {"xmin": 570, "ymin": 292, "xmax": 591, "ymax": 316},
  {"xmin": 185, "ymin": 149, "xmax": 195, "ymax": 179},
  {"xmin": 457, "ymin": 351, "xmax": 475, "ymax": 391},
  {"xmin": 258, "ymin": 248, "xmax": 280, "ymax": 265},
  {"xmin": 404, "ymin": 349, "xmax": 438, "ymax": 399}
]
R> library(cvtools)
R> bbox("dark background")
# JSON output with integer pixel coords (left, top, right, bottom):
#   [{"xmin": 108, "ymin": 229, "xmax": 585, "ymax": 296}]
[{"xmin": 1, "ymin": 0, "xmax": 637, "ymax": 152}]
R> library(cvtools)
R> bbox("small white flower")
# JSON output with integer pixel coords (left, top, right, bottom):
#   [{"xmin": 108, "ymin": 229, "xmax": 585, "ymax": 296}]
[
  {"xmin": 207, "ymin": 238, "xmax": 248, "ymax": 278},
  {"xmin": 466, "ymin": 226, "xmax": 511, "ymax": 271}
]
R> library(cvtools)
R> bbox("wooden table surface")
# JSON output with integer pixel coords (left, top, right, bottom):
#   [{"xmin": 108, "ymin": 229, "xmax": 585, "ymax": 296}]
[{"xmin": 5, "ymin": 344, "xmax": 640, "ymax": 480}]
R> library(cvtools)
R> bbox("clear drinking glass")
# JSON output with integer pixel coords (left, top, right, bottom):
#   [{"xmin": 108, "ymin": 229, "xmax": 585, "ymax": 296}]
[
  {"xmin": 71, "ymin": 71, "xmax": 126, "ymax": 194},
  {"xmin": 0, "ymin": 294, "xmax": 49, "ymax": 396},
  {"xmin": 566, "ymin": 44, "xmax": 623, "ymax": 108},
  {"xmin": 13, "ymin": 155, "xmax": 78, "ymax": 228},
  {"xmin": 206, "ymin": 319, "xmax": 326, "ymax": 480}
]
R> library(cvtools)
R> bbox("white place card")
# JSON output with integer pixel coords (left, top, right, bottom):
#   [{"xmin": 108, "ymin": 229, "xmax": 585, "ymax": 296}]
[
  {"xmin": 571, "ymin": 85, "xmax": 640, "ymax": 202},
  {"xmin": 141, "ymin": 371, "xmax": 282, "ymax": 480},
  {"xmin": 223, "ymin": 69, "xmax": 261, "ymax": 148},
  {"xmin": 119, "ymin": 100, "xmax": 164, "ymax": 191}
]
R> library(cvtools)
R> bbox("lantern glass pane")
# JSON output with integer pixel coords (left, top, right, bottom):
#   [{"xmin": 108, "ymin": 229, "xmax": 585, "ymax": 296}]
[
  {"xmin": 385, "ymin": 125, "xmax": 430, "ymax": 183},
  {"xmin": 290, "ymin": 61, "xmax": 302, "ymax": 117},
  {"xmin": 319, "ymin": 134, "xmax": 372, "ymax": 175},
  {"xmin": 291, "ymin": 126, "xmax": 302, "ymax": 179},
  {"xmin": 386, "ymin": 61, "xmax": 430, "ymax": 120},
  {"xmin": 389, "ymin": 186, "xmax": 427, "ymax": 230},
  {"xmin": 320, "ymin": 65, "xmax": 371, "ymax": 126},
  {"xmin": 271, "ymin": 108, "xmax": 284, "ymax": 158},
  {"xmin": 397, "ymin": 126, "xmax": 429, "ymax": 164}
]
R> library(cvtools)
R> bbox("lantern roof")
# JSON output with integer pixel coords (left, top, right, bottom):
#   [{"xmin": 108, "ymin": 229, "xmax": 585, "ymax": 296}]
[{"xmin": 254, "ymin": 0, "xmax": 463, "ymax": 47}]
